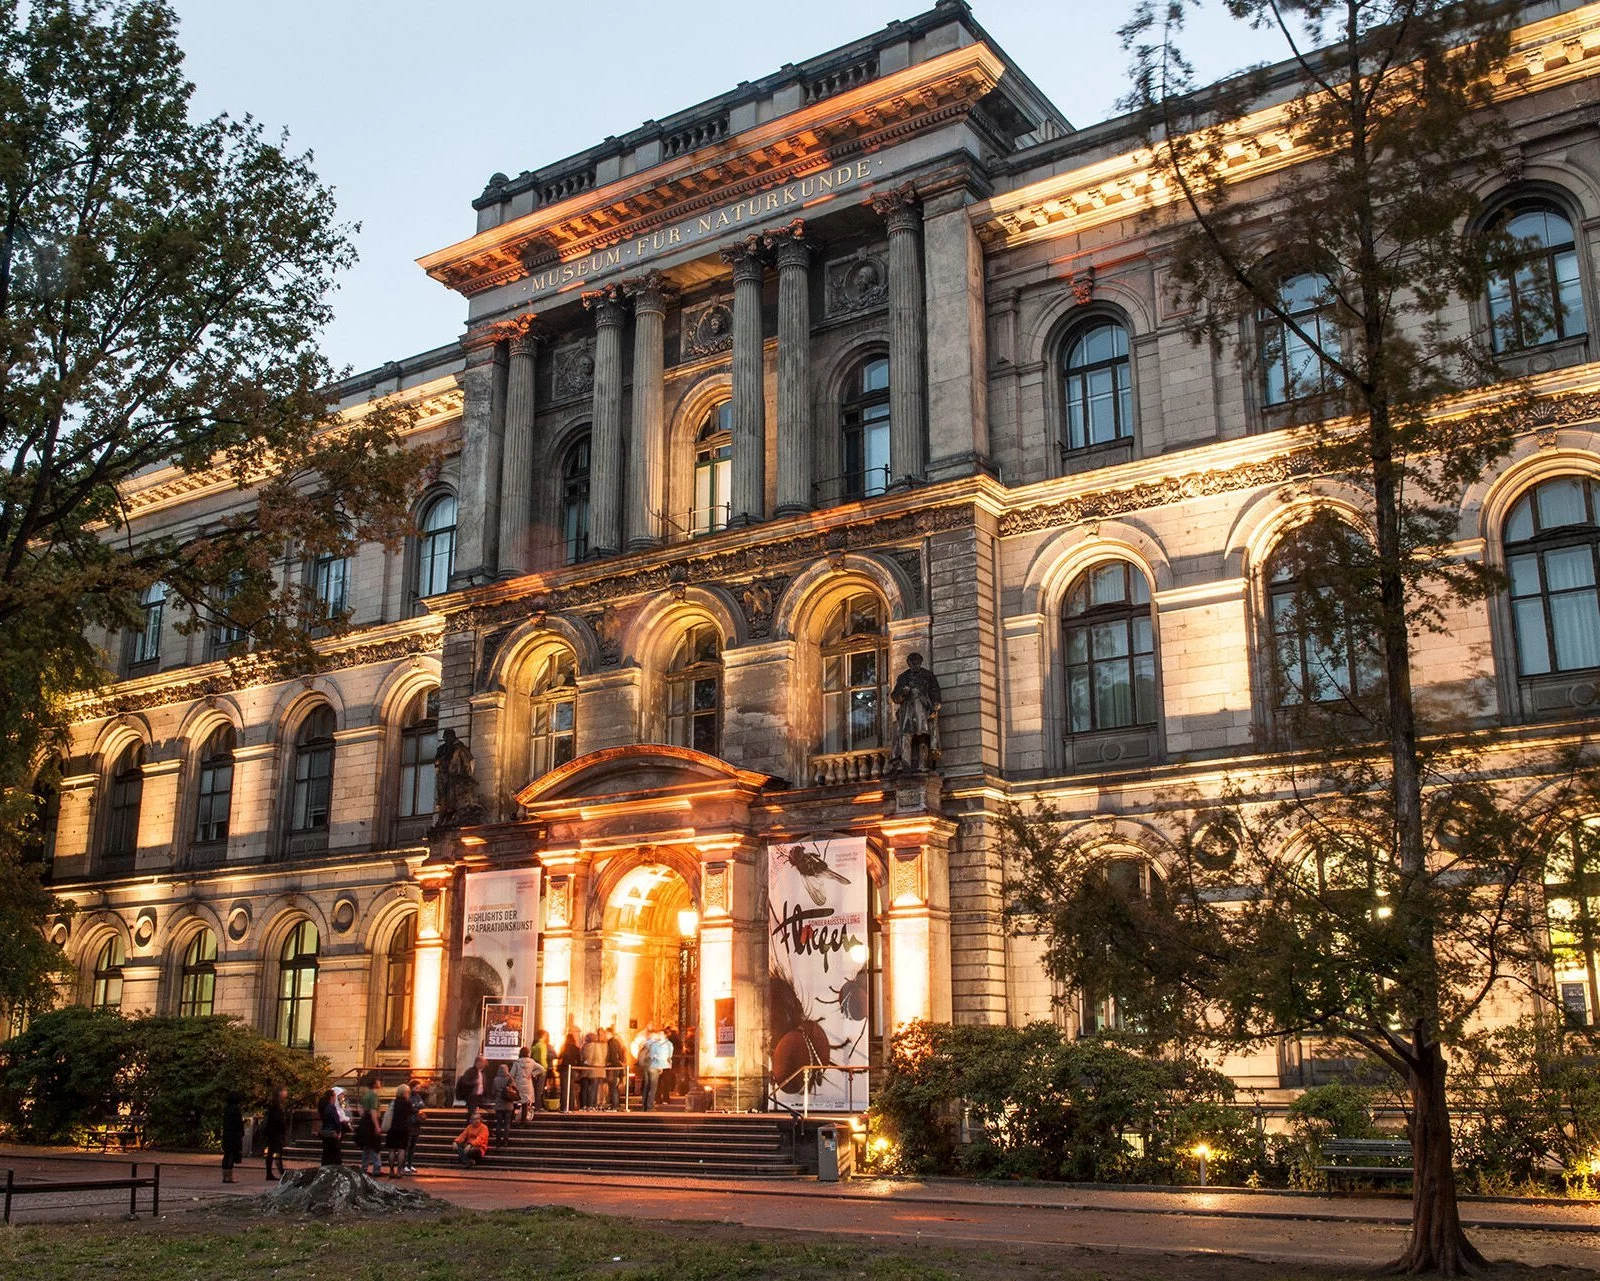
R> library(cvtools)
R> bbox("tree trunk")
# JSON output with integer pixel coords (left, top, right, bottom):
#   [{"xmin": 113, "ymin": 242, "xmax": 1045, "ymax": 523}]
[{"xmin": 1389, "ymin": 1038, "xmax": 1487, "ymax": 1276}]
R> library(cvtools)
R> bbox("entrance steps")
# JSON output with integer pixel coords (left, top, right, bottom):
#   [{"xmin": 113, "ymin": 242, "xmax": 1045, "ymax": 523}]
[{"xmin": 297, "ymin": 1108, "xmax": 805, "ymax": 1179}]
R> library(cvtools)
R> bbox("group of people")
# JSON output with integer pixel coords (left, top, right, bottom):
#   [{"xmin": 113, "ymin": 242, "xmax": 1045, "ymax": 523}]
[
  {"xmin": 554, "ymin": 1024, "xmax": 684, "ymax": 1112},
  {"xmin": 311, "ymin": 1078, "xmax": 427, "ymax": 1178}
]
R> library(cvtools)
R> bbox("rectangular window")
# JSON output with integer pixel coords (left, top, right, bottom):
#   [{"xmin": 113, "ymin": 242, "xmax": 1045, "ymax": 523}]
[{"xmin": 312, "ymin": 555, "xmax": 350, "ymax": 620}]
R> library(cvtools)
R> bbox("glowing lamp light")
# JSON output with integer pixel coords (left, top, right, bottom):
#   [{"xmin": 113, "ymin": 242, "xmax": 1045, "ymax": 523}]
[
  {"xmin": 677, "ymin": 908, "xmax": 700, "ymax": 939},
  {"xmin": 1193, "ymin": 1142, "xmax": 1213, "ymax": 1187}
]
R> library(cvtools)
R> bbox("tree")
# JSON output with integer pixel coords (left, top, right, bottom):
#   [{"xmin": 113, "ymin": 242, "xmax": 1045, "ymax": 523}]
[
  {"xmin": 0, "ymin": 0, "xmax": 431, "ymax": 999},
  {"xmin": 1009, "ymin": 2, "xmax": 1574, "ymax": 1272}
]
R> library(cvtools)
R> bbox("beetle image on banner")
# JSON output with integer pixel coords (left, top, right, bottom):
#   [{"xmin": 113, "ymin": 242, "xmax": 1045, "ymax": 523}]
[{"xmin": 767, "ymin": 834, "xmax": 869, "ymax": 1111}]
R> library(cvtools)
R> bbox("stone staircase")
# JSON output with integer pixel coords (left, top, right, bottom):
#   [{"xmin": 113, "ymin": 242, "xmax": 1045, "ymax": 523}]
[{"xmin": 296, "ymin": 1107, "xmax": 805, "ymax": 1179}]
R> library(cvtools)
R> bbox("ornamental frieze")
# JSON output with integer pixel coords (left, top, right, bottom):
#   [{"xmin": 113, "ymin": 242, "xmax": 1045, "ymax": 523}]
[
  {"xmin": 75, "ymin": 629, "xmax": 442, "ymax": 722},
  {"xmin": 444, "ymin": 503, "xmax": 974, "ymax": 636}
]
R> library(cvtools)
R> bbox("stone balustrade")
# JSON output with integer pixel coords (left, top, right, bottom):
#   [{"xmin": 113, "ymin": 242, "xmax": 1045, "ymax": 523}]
[{"xmin": 808, "ymin": 747, "xmax": 892, "ymax": 787}]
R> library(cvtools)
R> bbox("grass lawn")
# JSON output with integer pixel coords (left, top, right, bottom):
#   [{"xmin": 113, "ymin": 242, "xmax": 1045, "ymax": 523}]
[{"xmin": 1, "ymin": 1205, "xmax": 1597, "ymax": 1281}]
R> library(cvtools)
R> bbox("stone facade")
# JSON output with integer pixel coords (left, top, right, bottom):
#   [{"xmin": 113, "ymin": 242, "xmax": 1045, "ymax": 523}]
[{"xmin": 35, "ymin": 1, "xmax": 1600, "ymax": 1100}]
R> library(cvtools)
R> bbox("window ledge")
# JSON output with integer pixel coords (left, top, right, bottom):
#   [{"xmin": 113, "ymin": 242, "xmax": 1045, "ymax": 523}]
[
  {"xmin": 1518, "ymin": 670, "xmax": 1600, "ymax": 720},
  {"xmin": 1062, "ymin": 725, "xmax": 1156, "ymax": 771},
  {"xmin": 1494, "ymin": 336, "xmax": 1590, "ymax": 378},
  {"xmin": 1060, "ymin": 439, "xmax": 1133, "ymax": 475}
]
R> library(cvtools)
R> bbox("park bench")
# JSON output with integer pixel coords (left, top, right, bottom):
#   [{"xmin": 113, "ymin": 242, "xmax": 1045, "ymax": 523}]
[
  {"xmin": 79, "ymin": 1116, "xmax": 147, "ymax": 1153},
  {"xmin": 3, "ymin": 1163, "xmax": 160, "ymax": 1223},
  {"xmin": 1317, "ymin": 1137, "xmax": 1413, "ymax": 1186}
]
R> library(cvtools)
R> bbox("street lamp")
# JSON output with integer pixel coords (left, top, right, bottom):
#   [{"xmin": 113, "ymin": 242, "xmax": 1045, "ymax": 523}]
[{"xmin": 1193, "ymin": 1142, "xmax": 1213, "ymax": 1187}]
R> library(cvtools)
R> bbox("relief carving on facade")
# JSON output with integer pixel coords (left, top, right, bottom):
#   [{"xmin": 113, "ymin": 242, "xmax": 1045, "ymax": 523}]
[
  {"xmin": 890, "ymin": 850, "xmax": 921, "ymax": 903},
  {"xmin": 552, "ymin": 337, "xmax": 597, "ymax": 400},
  {"xmin": 824, "ymin": 247, "xmax": 889, "ymax": 318},
  {"xmin": 737, "ymin": 574, "xmax": 790, "ymax": 639},
  {"xmin": 702, "ymin": 862, "xmax": 729, "ymax": 915},
  {"xmin": 680, "ymin": 297, "xmax": 735, "ymax": 359},
  {"xmin": 545, "ymin": 876, "xmax": 571, "ymax": 929},
  {"xmin": 587, "ymin": 605, "xmax": 625, "ymax": 667}
]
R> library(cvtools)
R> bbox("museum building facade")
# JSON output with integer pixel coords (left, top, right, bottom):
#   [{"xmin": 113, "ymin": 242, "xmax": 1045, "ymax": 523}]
[{"xmin": 30, "ymin": 0, "xmax": 1600, "ymax": 1100}]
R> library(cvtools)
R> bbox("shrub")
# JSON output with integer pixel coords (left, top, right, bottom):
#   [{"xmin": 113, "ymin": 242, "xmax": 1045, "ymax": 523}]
[
  {"xmin": 871, "ymin": 1020, "xmax": 1257, "ymax": 1183},
  {"xmin": 1280, "ymin": 1082, "xmax": 1379, "ymax": 1187},
  {"xmin": 0, "ymin": 1010, "xmax": 329, "ymax": 1147}
]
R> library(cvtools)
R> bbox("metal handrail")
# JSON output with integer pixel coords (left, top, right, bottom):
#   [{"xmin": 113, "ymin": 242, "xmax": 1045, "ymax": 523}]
[{"xmin": 767, "ymin": 1063, "xmax": 870, "ymax": 1118}]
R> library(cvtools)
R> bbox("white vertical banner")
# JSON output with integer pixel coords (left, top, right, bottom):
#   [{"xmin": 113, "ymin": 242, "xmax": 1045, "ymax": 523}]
[
  {"xmin": 462, "ymin": 867, "xmax": 542, "ymax": 1007},
  {"xmin": 767, "ymin": 835, "xmax": 870, "ymax": 1112}
]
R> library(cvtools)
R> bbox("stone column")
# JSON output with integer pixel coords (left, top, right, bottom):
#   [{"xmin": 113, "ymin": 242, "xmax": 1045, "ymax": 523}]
[
  {"xmin": 872, "ymin": 184, "xmax": 927, "ymax": 486},
  {"xmin": 625, "ymin": 272, "xmax": 672, "ymax": 549},
  {"xmin": 583, "ymin": 286, "xmax": 628, "ymax": 558},
  {"xmin": 454, "ymin": 330, "xmax": 509, "ymax": 583},
  {"xmin": 496, "ymin": 319, "xmax": 539, "ymax": 575},
  {"xmin": 721, "ymin": 239, "xmax": 766, "ymax": 526},
  {"xmin": 768, "ymin": 220, "xmax": 813, "ymax": 515}
]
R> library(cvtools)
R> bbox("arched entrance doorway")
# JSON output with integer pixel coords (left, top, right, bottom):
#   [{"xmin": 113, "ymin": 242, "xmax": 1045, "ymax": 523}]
[{"xmin": 599, "ymin": 864, "xmax": 699, "ymax": 1051}]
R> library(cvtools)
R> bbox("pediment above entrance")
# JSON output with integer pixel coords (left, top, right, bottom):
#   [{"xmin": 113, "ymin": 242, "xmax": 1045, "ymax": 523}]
[{"xmin": 515, "ymin": 744, "xmax": 777, "ymax": 821}]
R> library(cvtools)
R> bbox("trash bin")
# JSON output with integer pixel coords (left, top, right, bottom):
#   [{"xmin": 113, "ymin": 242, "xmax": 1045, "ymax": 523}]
[{"xmin": 817, "ymin": 1123, "xmax": 853, "ymax": 1181}]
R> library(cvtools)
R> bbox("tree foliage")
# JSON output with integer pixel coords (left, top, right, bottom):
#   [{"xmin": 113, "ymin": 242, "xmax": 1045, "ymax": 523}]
[
  {"xmin": 0, "ymin": 1007, "xmax": 329, "ymax": 1147},
  {"xmin": 1013, "ymin": 2, "xmax": 1574, "ymax": 1270},
  {"xmin": 0, "ymin": 0, "xmax": 433, "ymax": 798}
]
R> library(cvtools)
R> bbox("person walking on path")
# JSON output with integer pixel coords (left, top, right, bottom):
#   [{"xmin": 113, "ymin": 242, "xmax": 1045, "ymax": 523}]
[
  {"xmin": 261, "ymin": 1085, "xmax": 288, "ymax": 1181},
  {"xmin": 384, "ymin": 1083, "xmax": 413, "ymax": 1177},
  {"xmin": 490, "ymin": 1063, "xmax": 517, "ymax": 1145},
  {"xmin": 221, "ymin": 1092, "xmax": 244, "ymax": 1183},
  {"xmin": 318, "ymin": 1088, "xmax": 349, "ymax": 1166},
  {"xmin": 557, "ymin": 1032, "xmax": 582, "ymax": 1111},
  {"xmin": 453, "ymin": 1111, "xmax": 489, "ymax": 1167},
  {"xmin": 510, "ymin": 1047, "xmax": 535, "ymax": 1125}
]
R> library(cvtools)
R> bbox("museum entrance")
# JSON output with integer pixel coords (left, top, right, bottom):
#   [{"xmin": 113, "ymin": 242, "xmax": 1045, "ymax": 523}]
[{"xmin": 599, "ymin": 863, "xmax": 699, "ymax": 1067}]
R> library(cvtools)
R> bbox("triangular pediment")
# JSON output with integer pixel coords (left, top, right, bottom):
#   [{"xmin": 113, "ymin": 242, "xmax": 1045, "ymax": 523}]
[{"xmin": 515, "ymin": 744, "xmax": 776, "ymax": 814}]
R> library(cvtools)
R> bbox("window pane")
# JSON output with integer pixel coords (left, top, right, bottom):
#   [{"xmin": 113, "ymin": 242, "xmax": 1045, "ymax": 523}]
[
  {"xmin": 1065, "ymin": 626, "xmax": 1089, "ymax": 666},
  {"xmin": 1550, "ymin": 590, "xmax": 1600, "ymax": 671},
  {"xmin": 1091, "ymin": 621, "xmax": 1129, "ymax": 660},
  {"xmin": 1544, "ymin": 545, "xmax": 1596, "ymax": 592},
  {"xmin": 1094, "ymin": 661, "xmax": 1134, "ymax": 728},
  {"xmin": 1508, "ymin": 553, "xmax": 1542, "ymax": 598},
  {"xmin": 1068, "ymin": 670, "xmax": 1092, "ymax": 734},
  {"xmin": 1513, "ymin": 597, "xmax": 1552, "ymax": 675}
]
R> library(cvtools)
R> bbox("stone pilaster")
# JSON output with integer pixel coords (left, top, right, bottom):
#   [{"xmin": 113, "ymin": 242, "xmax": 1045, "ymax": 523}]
[
  {"xmin": 497, "ymin": 320, "xmax": 539, "ymax": 576},
  {"xmin": 872, "ymin": 184, "xmax": 927, "ymax": 487},
  {"xmin": 722, "ymin": 239, "xmax": 766, "ymax": 526},
  {"xmin": 583, "ymin": 286, "xmax": 628, "ymax": 558},
  {"xmin": 454, "ymin": 330, "xmax": 509, "ymax": 584},
  {"xmin": 921, "ymin": 186, "xmax": 990, "ymax": 480},
  {"xmin": 624, "ymin": 273, "xmax": 672, "ymax": 549},
  {"xmin": 767, "ymin": 221, "xmax": 813, "ymax": 515}
]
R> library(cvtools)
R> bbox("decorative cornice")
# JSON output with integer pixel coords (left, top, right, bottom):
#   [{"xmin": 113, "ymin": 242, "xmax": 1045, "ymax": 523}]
[{"xmin": 418, "ymin": 43, "xmax": 1005, "ymax": 298}]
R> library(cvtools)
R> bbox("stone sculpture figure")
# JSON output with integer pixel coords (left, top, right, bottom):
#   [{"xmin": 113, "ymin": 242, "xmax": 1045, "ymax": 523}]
[
  {"xmin": 889, "ymin": 652, "xmax": 942, "ymax": 774},
  {"xmin": 433, "ymin": 728, "xmax": 482, "ymax": 826}
]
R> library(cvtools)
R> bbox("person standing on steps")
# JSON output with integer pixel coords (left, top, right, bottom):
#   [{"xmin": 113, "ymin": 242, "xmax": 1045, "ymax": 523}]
[
  {"xmin": 221, "ymin": 1091, "xmax": 244, "ymax": 1183},
  {"xmin": 385, "ymin": 1082, "xmax": 413, "ymax": 1177},
  {"xmin": 605, "ymin": 1026, "xmax": 627, "ymax": 1109},
  {"xmin": 531, "ymin": 1029, "xmax": 552, "ymax": 1112},
  {"xmin": 510, "ymin": 1046, "xmax": 535, "ymax": 1125},
  {"xmin": 261, "ymin": 1085, "xmax": 288, "ymax": 1181},
  {"xmin": 490, "ymin": 1061, "xmax": 517, "ymax": 1145},
  {"xmin": 580, "ymin": 1031, "xmax": 606, "ymax": 1110},
  {"xmin": 403, "ymin": 1078, "xmax": 425, "ymax": 1174},
  {"xmin": 558, "ymin": 1031, "xmax": 582, "ymax": 1111}
]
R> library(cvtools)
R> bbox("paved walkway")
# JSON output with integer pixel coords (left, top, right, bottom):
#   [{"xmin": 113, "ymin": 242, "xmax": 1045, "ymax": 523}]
[{"xmin": 4, "ymin": 1146, "xmax": 1597, "ymax": 1270}]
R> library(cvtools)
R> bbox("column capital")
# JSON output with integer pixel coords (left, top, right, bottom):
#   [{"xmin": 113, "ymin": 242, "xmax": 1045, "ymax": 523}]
[
  {"xmin": 508, "ymin": 314, "xmax": 543, "ymax": 358},
  {"xmin": 582, "ymin": 284, "xmax": 629, "ymax": 326},
  {"xmin": 764, "ymin": 218, "xmax": 813, "ymax": 270},
  {"xmin": 462, "ymin": 319, "xmax": 519, "ymax": 355},
  {"xmin": 622, "ymin": 269, "xmax": 677, "ymax": 315},
  {"xmin": 719, "ymin": 235, "xmax": 767, "ymax": 283},
  {"xmin": 871, "ymin": 182, "xmax": 922, "ymax": 234}
]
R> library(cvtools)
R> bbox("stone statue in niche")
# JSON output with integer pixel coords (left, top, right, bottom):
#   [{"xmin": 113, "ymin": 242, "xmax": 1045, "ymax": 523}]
[
  {"xmin": 889, "ymin": 652, "xmax": 942, "ymax": 774},
  {"xmin": 433, "ymin": 728, "xmax": 485, "ymax": 827}
]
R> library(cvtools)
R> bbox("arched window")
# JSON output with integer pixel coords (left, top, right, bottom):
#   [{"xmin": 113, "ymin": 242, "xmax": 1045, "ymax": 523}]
[
  {"xmin": 291, "ymin": 707, "xmax": 336, "ymax": 833},
  {"xmin": 841, "ymin": 356, "xmax": 891, "ymax": 499},
  {"xmin": 194, "ymin": 726, "xmax": 235, "ymax": 847},
  {"xmin": 1546, "ymin": 818, "xmax": 1600, "ymax": 1028},
  {"xmin": 397, "ymin": 689, "xmax": 439, "ymax": 819},
  {"xmin": 1506, "ymin": 476, "xmax": 1600, "ymax": 676},
  {"xmin": 415, "ymin": 493, "xmax": 458, "ymax": 601},
  {"xmin": 1266, "ymin": 529, "xmax": 1375, "ymax": 707},
  {"xmin": 692, "ymin": 402, "xmax": 733, "ymax": 535},
  {"xmin": 380, "ymin": 915, "xmax": 417, "ymax": 1050},
  {"xmin": 128, "ymin": 582, "xmax": 165, "ymax": 668},
  {"xmin": 1062, "ymin": 320, "xmax": 1134, "ymax": 451},
  {"xmin": 90, "ymin": 935, "xmax": 125, "ymax": 1011},
  {"xmin": 23, "ymin": 769, "xmax": 60, "ymax": 869},
  {"xmin": 1080, "ymin": 857, "xmax": 1164, "ymax": 1034},
  {"xmin": 178, "ymin": 928, "xmax": 218, "ymax": 1018},
  {"xmin": 1259, "ymin": 273, "xmax": 1342, "ymax": 406},
  {"xmin": 665, "ymin": 623, "xmax": 722, "ymax": 755},
  {"xmin": 528, "ymin": 651, "xmax": 578, "ymax": 779},
  {"xmin": 103, "ymin": 743, "xmax": 145, "ymax": 868},
  {"xmin": 1487, "ymin": 202, "xmax": 1587, "ymax": 354},
  {"xmin": 820, "ymin": 594, "xmax": 887, "ymax": 754},
  {"xmin": 561, "ymin": 436, "xmax": 591, "ymax": 563},
  {"xmin": 276, "ymin": 920, "xmax": 319, "ymax": 1050},
  {"xmin": 1062, "ymin": 562, "xmax": 1156, "ymax": 734}
]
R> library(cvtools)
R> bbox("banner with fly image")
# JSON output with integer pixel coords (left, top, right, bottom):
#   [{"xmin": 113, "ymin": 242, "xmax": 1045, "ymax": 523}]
[{"xmin": 767, "ymin": 835, "xmax": 869, "ymax": 1112}]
